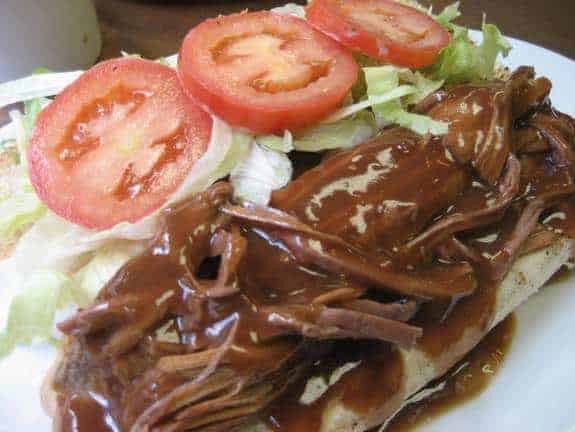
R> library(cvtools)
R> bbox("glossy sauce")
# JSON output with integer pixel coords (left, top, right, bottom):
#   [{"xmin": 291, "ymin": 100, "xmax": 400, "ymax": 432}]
[
  {"xmin": 60, "ymin": 393, "xmax": 120, "ymax": 432},
  {"xmin": 273, "ymin": 128, "xmax": 469, "ymax": 254},
  {"xmin": 51, "ymin": 74, "xmax": 575, "ymax": 432},
  {"xmin": 263, "ymin": 312, "xmax": 517, "ymax": 432},
  {"xmin": 265, "ymin": 341, "xmax": 405, "ymax": 432},
  {"xmin": 546, "ymin": 199, "xmax": 575, "ymax": 240},
  {"xmin": 386, "ymin": 315, "xmax": 516, "ymax": 431}
]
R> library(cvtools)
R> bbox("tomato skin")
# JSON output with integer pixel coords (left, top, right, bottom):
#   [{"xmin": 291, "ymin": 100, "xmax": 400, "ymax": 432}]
[
  {"xmin": 178, "ymin": 11, "xmax": 359, "ymax": 134},
  {"xmin": 28, "ymin": 57, "xmax": 212, "ymax": 230},
  {"xmin": 306, "ymin": 0, "xmax": 452, "ymax": 68}
]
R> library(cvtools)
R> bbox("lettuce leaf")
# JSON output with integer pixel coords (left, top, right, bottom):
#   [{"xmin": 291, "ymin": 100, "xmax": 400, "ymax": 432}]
[
  {"xmin": 293, "ymin": 111, "xmax": 376, "ymax": 152},
  {"xmin": 428, "ymin": 22, "xmax": 511, "ymax": 84},
  {"xmin": 72, "ymin": 243, "xmax": 144, "ymax": 307},
  {"xmin": 0, "ymin": 223, "xmax": 144, "ymax": 357},
  {"xmin": 0, "ymin": 188, "xmax": 45, "ymax": 242},
  {"xmin": 364, "ymin": 66, "xmax": 448, "ymax": 135},
  {"xmin": 0, "ymin": 111, "xmax": 249, "ymax": 358},
  {"xmin": 230, "ymin": 143, "xmax": 293, "ymax": 205},
  {"xmin": 0, "ymin": 240, "xmax": 143, "ymax": 357},
  {"xmin": 372, "ymin": 99, "xmax": 449, "ymax": 135},
  {"xmin": 434, "ymin": 2, "xmax": 462, "ymax": 27},
  {"xmin": 22, "ymin": 98, "xmax": 43, "ymax": 140},
  {"xmin": 0, "ymin": 71, "xmax": 83, "ymax": 109},
  {"xmin": 0, "ymin": 99, "xmax": 47, "ymax": 241},
  {"xmin": 325, "ymin": 85, "xmax": 416, "ymax": 123},
  {"xmin": 401, "ymin": 70, "xmax": 445, "ymax": 105},
  {"xmin": 256, "ymin": 130, "xmax": 294, "ymax": 153},
  {"xmin": 0, "ymin": 271, "xmax": 72, "ymax": 357}
]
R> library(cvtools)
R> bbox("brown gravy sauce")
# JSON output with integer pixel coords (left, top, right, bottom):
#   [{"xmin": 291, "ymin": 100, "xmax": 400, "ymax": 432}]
[
  {"xmin": 386, "ymin": 315, "xmax": 516, "ymax": 432},
  {"xmin": 59, "ymin": 392, "xmax": 120, "ymax": 432},
  {"xmin": 265, "ymin": 342, "xmax": 404, "ymax": 432},
  {"xmin": 52, "ymin": 89, "xmax": 575, "ymax": 431},
  {"xmin": 262, "ymin": 280, "xmax": 503, "ymax": 432}
]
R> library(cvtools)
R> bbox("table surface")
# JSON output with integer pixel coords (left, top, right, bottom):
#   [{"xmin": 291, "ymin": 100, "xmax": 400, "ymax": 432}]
[{"xmin": 94, "ymin": 0, "xmax": 575, "ymax": 61}]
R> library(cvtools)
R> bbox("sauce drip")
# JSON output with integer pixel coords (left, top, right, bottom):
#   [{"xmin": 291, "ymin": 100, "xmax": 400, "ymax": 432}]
[
  {"xmin": 265, "ymin": 341, "xmax": 404, "ymax": 432},
  {"xmin": 386, "ymin": 315, "xmax": 516, "ymax": 431},
  {"xmin": 59, "ymin": 392, "xmax": 120, "ymax": 432},
  {"xmin": 264, "ymin": 314, "xmax": 517, "ymax": 432},
  {"xmin": 51, "ymin": 69, "xmax": 575, "ymax": 432}
]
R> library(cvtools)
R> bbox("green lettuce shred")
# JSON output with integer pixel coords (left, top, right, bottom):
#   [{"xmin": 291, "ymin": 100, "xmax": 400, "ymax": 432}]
[
  {"xmin": 72, "ymin": 244, "xmax": 141, "ymax": 307},
  {"xmin": 0, "ymin": 186, "xmax": 46, "ymax": 241},
  {"xmin": 230, "ymin": 143, "xmax": 293, "ymax": 205},
  {"xmin": 364, "ymin": 66, "xmax": 448, "ymax": 135},
  {"xmin": 0, "ymin": 271, "xmax": 72, "ymax": 357},
  {"xmin": 293, "ymin": 111, "xmax": 376, "ymax": 152},
  {"xmin": 31, "ymin": 67, "xmax": 53, "ymax": 75},
  {"xmin": 215, "ymin": 131, "xmax": 253, "ymax": 174},
  {"xmin": 22, "ymin": 98, "xmax": 43, "ymax": 142},
  {"xmin": 257, "ymin": 131, "xmax": 294, "ymax": 153},
  {"xmin": 434, "ymin": 2, "xmax": 462, "ymax": 27},
  {"xmin": 427, "ymin": 18, "xmax": 511, "ymax": 84},
  {"xmin": 0, "ymin": 98, "xmax": 47, "ymax": 241},
  {"xmin": 392, "ymin": 2, "xmax": 511, "ymax": 85}
]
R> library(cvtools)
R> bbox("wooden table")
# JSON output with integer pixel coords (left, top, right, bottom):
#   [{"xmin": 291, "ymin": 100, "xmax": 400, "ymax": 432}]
[{"xmin": 94, "ymin": 0, "xmax": 575, "ymax": 61}]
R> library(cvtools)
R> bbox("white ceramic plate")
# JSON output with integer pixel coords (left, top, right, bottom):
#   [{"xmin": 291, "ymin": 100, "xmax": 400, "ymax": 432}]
[{"xmin": 0, "ymin": 35, "xmax": 574, "ymax": 432}]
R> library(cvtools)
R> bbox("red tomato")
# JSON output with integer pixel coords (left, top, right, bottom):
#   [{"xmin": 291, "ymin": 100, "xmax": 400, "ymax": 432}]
[
  {"xmin": 178, "ymin": 11, "xmax": 358, "ymax": 134},
  {"xmin": 28, "ymin": 57, "xmax": 213, "ymax": 230},
  {"xmin": 306, "ymin": 0, "xmax": 452, "ymax": 68}
]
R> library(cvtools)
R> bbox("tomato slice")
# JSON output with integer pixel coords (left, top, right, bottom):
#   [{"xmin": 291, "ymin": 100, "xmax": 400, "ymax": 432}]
[
  {"xmin": 178, "ymin": 11, "xmax": 358, "ymax": 134},
  {"xmin": 28, "ymin": 57, "xmax": 213, "ymax": 230},
  {"xmin": 306, "ymin": 0, "xmax": 452, "ymax": 68}
]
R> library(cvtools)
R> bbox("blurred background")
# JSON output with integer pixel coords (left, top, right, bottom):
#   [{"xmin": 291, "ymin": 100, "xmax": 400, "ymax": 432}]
[
  {"xmin": 93, "ymin": 0, "xmax": 574, "ymax": 60},
  {"xmin": 0, "ymin": 0, "xmax": 573, "ymax": 83}
]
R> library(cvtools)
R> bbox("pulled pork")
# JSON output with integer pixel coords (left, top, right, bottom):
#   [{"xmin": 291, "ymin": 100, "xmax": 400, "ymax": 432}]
[{"xmin": 51, "ymin": 67, "xmax": 575, "ymax": 432}]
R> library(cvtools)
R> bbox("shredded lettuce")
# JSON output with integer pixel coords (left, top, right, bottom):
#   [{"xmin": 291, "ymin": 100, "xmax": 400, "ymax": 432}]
[
  {"xmin": 372, "ymin": 99, "xmax": 449, "ymax": 135},
  {"xmin": 0, "ymin": 271, "xmax": 72, "ymax": 357},
  {"xmin": 31, "ymin": 67, "xmax": 53, "ymax": 75},
  {"xmin": 256, "ymin": 130, "xmax": 294, "ymax": 153},
  {"xmin": 381, "ymin": 2, "xmax": 510, "ymax": 85},
  {"xmin": 0, "ymin": 99, "xmax": 47, "ymax": 241},
  {"xmin": 434, "ymin": 2, "xmax": 462, "ymax": 27},
  {"xmin": 0, "ymin": 188, "xmax": 45, "ymax": 242},
  {"xmin": 72, "ymin": 243, "xmax": 144, "ymax": 307},
  {"xmin": 255, "ymin": 111, "xmax": 376, "ymax": 153},
  {"xmin": 294, "ymin": 111, "xmax": 376, "ymax": 152},
  {"xmin": 0, "ymin": 114, "xmax": 251, "ymax": 356},
  {"xmin": 22, "ymin": 99, "xmax": 42, "ymax": 140},
  {"xmin": 325, "ymin": 62, "xmax": 446, "ymax": 136},
  {"xmin": 363, "ymin": 66, "xmax": 448, "ymax": 135},
  {"xmin": 0, "ymin": 240, "xmax": 143, "ymax": 358},
  {"xmin": 400, "ymin": 70, "xmax": 445, "ymax": 105},
  {"xmin": 0, "ymin": 213, "xmax": 144, "ymax": 356},
  {"xmin": 363, "ymin": 65, "xmax": 444, "ymax": 106},
  {"xmin": 230, "ymin": 142, "xmax": 293, "ymax": 205},
  {"xmin": 0, "ymin": 71, "xmax": 83, "ymax": 109},
  {"xmin": 427, "ymin": 21, "xmax": 511, "ymax": 84},
  {"xmin": 325, "ymin": 85, "xmax": 416, "ymax": 123}
]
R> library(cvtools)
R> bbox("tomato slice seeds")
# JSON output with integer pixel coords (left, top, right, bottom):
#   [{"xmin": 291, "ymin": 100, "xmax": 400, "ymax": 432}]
[
  {"xmin": 28, "ymin": 58, "xmax": 212, "ymax": 230},
  {"xmin": 306, "ymin": 0, "xmax": 451, "ymax": 68},
  {"xmin": 178, "ymin": 11, "xmax": 359, "ymax": 134}
]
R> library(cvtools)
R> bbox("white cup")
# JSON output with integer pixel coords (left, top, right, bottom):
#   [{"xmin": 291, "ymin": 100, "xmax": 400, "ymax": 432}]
[{"xmin": 0, "ymin": 0, "xmax": 101, "ymax": 82}]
